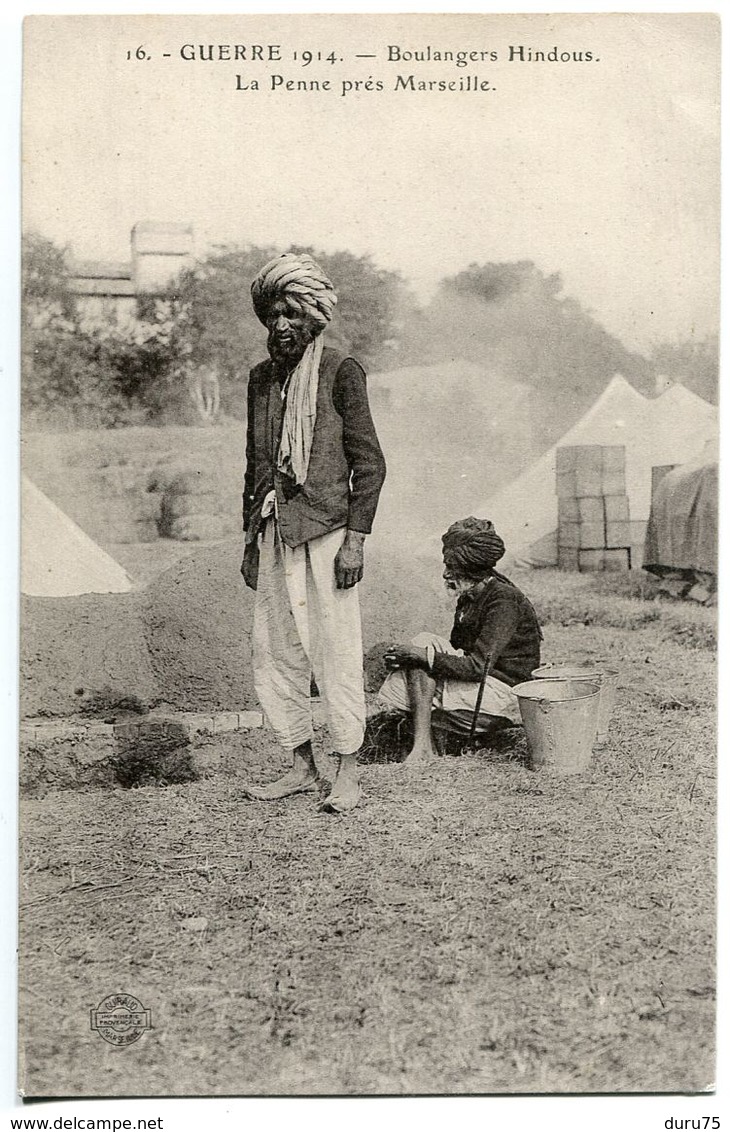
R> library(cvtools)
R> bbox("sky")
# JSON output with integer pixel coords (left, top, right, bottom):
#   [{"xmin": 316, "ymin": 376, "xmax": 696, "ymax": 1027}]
[{"xmin": 21, "ymin": 11, "xmax": 720, "ymax": 355}]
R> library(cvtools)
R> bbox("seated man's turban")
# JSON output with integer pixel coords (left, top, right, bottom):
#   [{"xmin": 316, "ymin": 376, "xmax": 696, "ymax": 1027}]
[
  {"xmin": 442, "ymin": 516, "xmax": 506, "ymax": 578},
  {"xmin": 251, "ymin": 253, "xmax": 337, "ymax": 328}
]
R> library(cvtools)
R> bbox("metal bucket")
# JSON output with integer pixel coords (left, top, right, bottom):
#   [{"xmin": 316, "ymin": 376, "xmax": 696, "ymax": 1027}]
[
  {"xmin": 532, "ymin": 663, "xmax": 619, "ymax": 747},
  {"xmin": 512, "ymin": 679, "xmax": 600, "ymax": 775}
]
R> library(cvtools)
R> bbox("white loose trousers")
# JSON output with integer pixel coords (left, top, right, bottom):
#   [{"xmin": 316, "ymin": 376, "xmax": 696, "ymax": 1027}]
[
  {"xmin": 378, "ymin": 632, "xmax": 521, "ymax": 724},
  {"xmin": 252, "ymin": 519, "xmax": 366, "ymax": 754}
]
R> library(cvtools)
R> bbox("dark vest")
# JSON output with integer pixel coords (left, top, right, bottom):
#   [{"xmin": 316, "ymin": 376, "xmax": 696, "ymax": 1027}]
[{"xmin": 246, "ymin": 348, "xmax": 356, "ymax": 548}]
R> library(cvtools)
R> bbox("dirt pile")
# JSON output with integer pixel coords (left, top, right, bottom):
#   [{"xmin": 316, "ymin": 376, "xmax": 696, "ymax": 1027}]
[
  {"xmin": 20, "ymin": 592, "xmax": 157, "ymax": 718},
  {"xmin": 144, "ymin": 536, "xmax": 454, "ymax": 711},
  {"xmin": 20, "ymin": 534, "xmax": 455, "ymax": 719},
  {"xmin": 360, "ymin": 542, "xmax": 452, "ymax": 648},
  {"xmin": 144, "ymin": 540, "xmax": 256, "ymax": 711},
  {"xmin": 20, "ymin": 539, "xmax": 258, "ymax": 719}
]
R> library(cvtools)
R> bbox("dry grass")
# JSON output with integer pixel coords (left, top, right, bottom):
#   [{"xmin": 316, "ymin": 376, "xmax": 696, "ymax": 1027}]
[
  {"xmin": 18, "ymin": 574, "xmax": 716, "ymax": 1097},
  {"xmin": 520, "ymin": 568, "xmax": 717, "ymax": 651}
]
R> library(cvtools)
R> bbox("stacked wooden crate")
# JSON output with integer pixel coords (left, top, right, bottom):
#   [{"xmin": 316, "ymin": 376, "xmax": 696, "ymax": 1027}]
[{"xmin": 556, "ymin": 445, "xmax": 632, "ymax": 571}]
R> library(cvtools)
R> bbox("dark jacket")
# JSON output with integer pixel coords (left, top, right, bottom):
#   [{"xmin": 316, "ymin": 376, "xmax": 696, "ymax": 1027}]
[
  {"xmin": 430, "ymin": 576, "xmax": 542, "ymax": 687},
  {"xmin": 243, "ymin": 347, "xmax": 386, "ymax": 549}
]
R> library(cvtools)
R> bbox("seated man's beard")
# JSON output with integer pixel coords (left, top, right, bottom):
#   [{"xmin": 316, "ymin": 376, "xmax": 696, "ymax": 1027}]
[{"xmin": 444, "ymin": 573, "xmax": 481, "ymax": 595}]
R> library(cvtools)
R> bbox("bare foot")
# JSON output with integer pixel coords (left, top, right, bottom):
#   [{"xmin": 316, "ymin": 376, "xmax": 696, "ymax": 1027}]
[
  {"xmin": 403, "ymin": 743, "xmax": 437, "ymax": 769},
  {"xmin": 242, "ymin": 766, "xmax": 322, "ymax": 800},
  {"xmin": 243, "ymin": 741, "xmax": 323, "ymax": 800},
  {"xmin": 319, "ymin": 753, "xmax": 361, "ymax": 814}
]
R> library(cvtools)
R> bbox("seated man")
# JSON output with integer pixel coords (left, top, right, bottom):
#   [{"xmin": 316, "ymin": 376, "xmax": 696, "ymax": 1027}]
[{"xmin": 379, "ymin": 516, "xmax": 542, "ymax": 764}]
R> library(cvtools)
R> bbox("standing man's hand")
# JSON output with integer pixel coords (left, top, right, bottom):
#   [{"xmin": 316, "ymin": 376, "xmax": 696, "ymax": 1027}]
[
  {"xmin": 241, "ymin": 540, "xmax": 259, "ymax": 590},
  {"xmin": 335, "ymin": 530, "xmax": 365, "ymax": 589}
]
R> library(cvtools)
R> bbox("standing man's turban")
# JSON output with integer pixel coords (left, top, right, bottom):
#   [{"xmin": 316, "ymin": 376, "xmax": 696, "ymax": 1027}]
[
  {"xmin": 251, "ymin": 253, "xmax": 338, "ymax": 328},
  {"xmin": 441, "ymin": 517, "xmax": 506, "ymax": 578}
]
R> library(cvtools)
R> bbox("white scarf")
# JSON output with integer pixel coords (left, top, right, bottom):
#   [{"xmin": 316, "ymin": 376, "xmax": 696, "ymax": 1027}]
[{"xmin": 277, "ymin": 335, "xmax": 323, "ymax": 485}]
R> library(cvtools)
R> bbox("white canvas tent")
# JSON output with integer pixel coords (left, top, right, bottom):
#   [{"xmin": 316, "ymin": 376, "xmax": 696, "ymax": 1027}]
[
  {"xmin": 479, "ymin": 377, "xmax": 718, "ymax": 567},
  {"xmin": 648, "ymin": 383, "xmax": 718, "ymax": 477},
  {"xmin": 21, "ymin": 476, "xmax": 133, "ymax": 596}
]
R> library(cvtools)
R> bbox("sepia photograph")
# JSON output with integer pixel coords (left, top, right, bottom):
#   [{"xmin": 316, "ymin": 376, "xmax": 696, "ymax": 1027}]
[{"xmin": 15, "ymin": 11, "xmax": 720, "ymax": 1100}]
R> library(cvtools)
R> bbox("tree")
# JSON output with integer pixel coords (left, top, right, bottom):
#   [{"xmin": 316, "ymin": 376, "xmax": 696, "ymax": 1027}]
[
  {"xmin": 159, "ymin": 243, "xmax": 413, "ymax": 418},
  {"xmin": 150, "ymin": 245, "xmax": 276, "ymax": 419},
  {"xmin": 21, "ymin": 232, "xmax": 112, "ymax": 424},
  {"xmin": 651, "ymin": 335, "xmax": 719, "ymax": 404},
  {"xmin": 290, "ymin": 245, "xmax": 412, "ymax": 365},
  {"xmin": 22, "ymin": 231, "xmax": 414, "ymax": 426},
  {"xmin": 22, "ymin": 231, "xmax": 76, "ymax": 325},
  {"xmin": 22, "ymin": 232, "xmax": 189, "ymax": 427},
  {"xmin": 400, "ymin": 260, "xmax": 655, "ymax": 450}
]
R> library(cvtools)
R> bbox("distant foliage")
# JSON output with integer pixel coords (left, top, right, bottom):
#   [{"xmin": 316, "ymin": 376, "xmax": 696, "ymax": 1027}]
[
  {"xmin": 22, "ymin": 233, "xmax": 192, "ymax": 427},
  {"xmin": 24, "ymin": 231, "xmax": 713, "ymax": 439},
  {"xmin": 23, "ymin": 233, "xmax": 111, "ymax": 426},
  {"xmin": 398, "ymin": 260, "xmax": 656, "ymax": 450},
  {"xmin": 445, "ymin": 260, "xmax": 564, "ymax": 305},
  {"xmin": 651, "ymin": 335, "xmax": 719, "ymax": 404},
  {"xmin": 22, "ymin": 232, "xmax": 76, "ymax": 322},
  {"xmin": 22, "ymin": 233, "xmax": 410, "ymax": 427},
  {"xmin": 158, "ymin": 243, "xmax": 413, "ymax": 418},
  {"xmin": 292, "ymin": 246, "xmax": 412, "ymax": 364}
]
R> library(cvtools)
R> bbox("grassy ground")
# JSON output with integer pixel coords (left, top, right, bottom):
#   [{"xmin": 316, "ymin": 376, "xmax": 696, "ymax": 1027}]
[{"xmin": 18, "ymin": 571, "xmax": 716, "ymax": 1097}]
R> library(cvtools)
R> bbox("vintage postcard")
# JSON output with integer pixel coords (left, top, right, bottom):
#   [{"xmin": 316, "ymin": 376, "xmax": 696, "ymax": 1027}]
[{"xmin": 18, "ymin": 12, "xmax": 719, "ymax": 1100}]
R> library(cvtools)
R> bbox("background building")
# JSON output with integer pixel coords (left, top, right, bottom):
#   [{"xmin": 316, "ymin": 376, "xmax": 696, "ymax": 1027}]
[{"xmin": 67, "ymin": 221, "xmax": 194, "ymax": 326}]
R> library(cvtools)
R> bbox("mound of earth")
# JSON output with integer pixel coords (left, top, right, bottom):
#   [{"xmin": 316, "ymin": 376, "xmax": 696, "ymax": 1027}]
[
  {"xmin": 20, "ymin": 592, "xmax": 157, "ymax": 718},
  {"xmin": 145, "ymin": 535, "xmax": 453, "ymax": 711},
  {"xmin": 20, "ymin": 533, "xmax": 454, "ymax": 719},
  {"xmin": 144, "ymin": 539, "xmax": 256, "ymax": 712}
]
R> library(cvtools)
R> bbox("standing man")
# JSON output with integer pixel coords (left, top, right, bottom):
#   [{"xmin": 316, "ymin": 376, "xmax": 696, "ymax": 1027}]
[{"xmin": 241, "ymin": 253, "xmax": 386, "ymax": 813}]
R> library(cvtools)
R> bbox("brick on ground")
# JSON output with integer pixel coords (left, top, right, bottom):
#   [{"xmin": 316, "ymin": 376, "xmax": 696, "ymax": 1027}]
[
  {"xmin": 237, "ymin": 710, "xmax": 263, "ymax": 729},
  {"xmin": 181, "ymin": 713, "xmax": 217, "ymax": 736},
  {"xmin": 213, "ymin": 712, "xmax": 240, "ymax": 734},
  {"xmin": 32, "ymin": 721, "xmax": 86, "ymax": 742}
]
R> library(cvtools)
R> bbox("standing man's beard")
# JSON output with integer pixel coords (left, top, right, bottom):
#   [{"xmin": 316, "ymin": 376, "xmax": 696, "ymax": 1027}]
[{"xmin": 267, "ymin": 325, "xmax": 316, "ymax": 367}]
